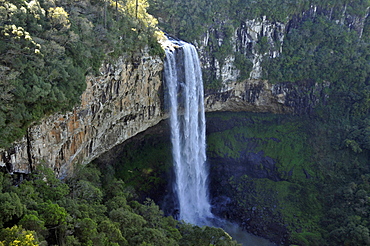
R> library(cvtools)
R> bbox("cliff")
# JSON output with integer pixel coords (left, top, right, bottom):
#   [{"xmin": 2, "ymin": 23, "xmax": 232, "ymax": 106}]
[
  {"xmin": 1, "ymin": 4, "xmax": 366, "ymax": 176},
  {"xmin": 196, "ymin": 5, "xmax": 368, "ymax": 85},
  {"xmin": 0, "ymin": 52, "xmax": 164, "ymax": 177},
  {"xmin": 0, "ymin": 54, "xmax": 327, "ymax": 177}
]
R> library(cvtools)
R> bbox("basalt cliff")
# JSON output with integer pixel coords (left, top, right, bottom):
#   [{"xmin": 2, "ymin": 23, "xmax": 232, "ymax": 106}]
[
  {"xmin": 0, "ymin": 52, "xmax": 164, "ymax": 177},
  {"xmin": 0, "ymin": 60, "xmax": 323, "ymax": 177}
]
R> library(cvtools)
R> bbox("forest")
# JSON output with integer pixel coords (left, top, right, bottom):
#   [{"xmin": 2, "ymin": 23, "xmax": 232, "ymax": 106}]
[
  {"xmin": 1, "ymin": 0, "xmax": 370, "ymax": 245},
  {"xmin": 0, "ymin": 164, "xmax": 239, "ymax": 245}
]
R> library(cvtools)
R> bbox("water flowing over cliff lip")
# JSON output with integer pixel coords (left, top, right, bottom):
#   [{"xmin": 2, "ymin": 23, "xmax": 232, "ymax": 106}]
[
  {"xmin": 164, "ymin": 39, "xmax": 213, "ymax": 225},
  {"xmin": 159, "ymin": 35, "xmax": 181, "ymax": 52}
]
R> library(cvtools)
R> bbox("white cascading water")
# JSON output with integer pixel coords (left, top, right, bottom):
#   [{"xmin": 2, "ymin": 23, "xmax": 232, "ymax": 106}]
[
  {"xmin": 164, "ymin": 40, "xmax": 276, "ymax": 246},
  {"xmin": 164, "ymin": 41, "xmax": 213, "ymax": 225}
]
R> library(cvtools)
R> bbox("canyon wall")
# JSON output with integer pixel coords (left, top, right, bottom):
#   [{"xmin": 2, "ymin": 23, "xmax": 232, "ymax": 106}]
[
  {"xmin": 0, "ymin": 72, "xmax": 323, "ymax": 177},
  {"xmin": 0, "ymin": 49, "xmax": 327, "ymax": 177}
]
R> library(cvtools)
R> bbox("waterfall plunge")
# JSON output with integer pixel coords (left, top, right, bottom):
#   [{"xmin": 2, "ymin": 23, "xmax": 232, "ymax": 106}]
[
  {"xmin": 164, "ymin": 41, "xmax": 213, "ymax": 225},
  {"xmin": 164, "ymin": 41, "xmax": 276, "ymax": 246}
]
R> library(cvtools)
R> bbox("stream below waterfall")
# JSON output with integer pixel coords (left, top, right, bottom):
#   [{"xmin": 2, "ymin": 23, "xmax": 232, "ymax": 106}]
[{"xmin": 221, "ymin": 221, "xmax": 277, "ymax": 246}]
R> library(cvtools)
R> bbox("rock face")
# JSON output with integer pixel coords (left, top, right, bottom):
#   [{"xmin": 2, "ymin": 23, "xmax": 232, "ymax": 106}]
[
  {"xmin": 205, "ymin": 79, "xmax": 291, "ymax": 114},
  {"xmin": 0, "ymin": 52, "xmax": 327, "ymax": 177},
  {"xmin": 196, "ymin": 16, "xmax": 286, "ymax": 86},
  {"xmin": 0, "ymin": 52, "xmax": 164, "ymax": 177},
  {"xmin": 197, "ymin": 5, "xmax": 369, "ymax": 88},
  {"xmin": 205, "ymin": 79, "xmax": 328, "ymax": 115}
]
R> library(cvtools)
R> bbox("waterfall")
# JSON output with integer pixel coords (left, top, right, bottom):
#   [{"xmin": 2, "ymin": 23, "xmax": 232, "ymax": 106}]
[
  {"xmin": 164, "ymin": 40, "xmax": 213, "ymax": 225},
  {"xmin": 163, "ymin": 40, "xmax": 277, "ymax": 246}
]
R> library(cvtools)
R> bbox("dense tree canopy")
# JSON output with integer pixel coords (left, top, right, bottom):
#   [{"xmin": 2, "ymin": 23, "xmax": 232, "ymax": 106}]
[
  {"xmin": 149, "ymin": 0, "xmax": 370, "ymax": 41},
  {"xmin": 0, "ymin": 164, "xmax": 240, "ymax": 245}
]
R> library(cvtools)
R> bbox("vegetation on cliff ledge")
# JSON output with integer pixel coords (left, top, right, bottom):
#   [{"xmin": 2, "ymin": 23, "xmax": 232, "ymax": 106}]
[
  {"xmin": 149, "ymin": 0, "xmax": 370, "ymax": 41},
  {"xmin": 149, "ymin": 0, "xmax": 369, "ymax": 90},
  {"xmin": 0, "ymin": 0, "xmax": 164, "ymax": 148}
]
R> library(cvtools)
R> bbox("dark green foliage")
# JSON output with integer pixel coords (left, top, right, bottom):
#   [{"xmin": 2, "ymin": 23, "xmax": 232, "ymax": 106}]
[
  {"xmin": 263, "ymin": 14, "xmax": 370, "ymax": 154},
  {"xmin": 307, "ymin": 119, "xmax": 370, "ymax": 246},
  {"xmin": 112, "ymin": 133, "xmax": 173, "ymax": 196},
  {"xmin": 263, "ymin": 16, "xmax": 370, "ymax": 85},
  {"xmin": 18, "ymin": 213, "xmax": 47, "ymax": 237},
  {"xmin": 206, "ymin": 110, "xmax": 370, "ymax": 245},
  {"xmin": 178, "ymin": 223, "xmax": 240, "ymax": 246},
  {"xmin": 0, "ymin": 163, "xmax": 240, "ymax": 245},
  {"xmin": 234, "ymin": 52, "xmax": 253, "ymax": 81},
  {"xmin": 324, "ymin": 181, "xmax": 370, "ymax": 245},
  {"xmin": 150, "ymin": 0, "xmax": 369, "ymax": 37},
  {"xmin": 0, "ymin": 192, "xmax": 24, "ymax": 228}
]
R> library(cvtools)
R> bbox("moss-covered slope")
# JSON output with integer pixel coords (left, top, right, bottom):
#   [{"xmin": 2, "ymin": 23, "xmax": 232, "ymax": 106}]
[{"xmin": 206, "ymin": 112, "xmax": 323, "ymax": 245}]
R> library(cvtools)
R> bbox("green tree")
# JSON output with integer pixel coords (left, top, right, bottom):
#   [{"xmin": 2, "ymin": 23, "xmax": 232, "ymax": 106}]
[
  {"xmin": 98, "ymin": 220, "xmax": 127, "ymax": 246},
  {"xmin": 178, "ymin": 223, "xmax": 240, "ymax": 246},
  {"xmin": 38, "ymin": 201, "xmax": 67, "ymax": 228},
  {"xmin": 73, "ymin": 218, "xmax": 99, "ymax": 246},
  {"xmin": 19, "ymin": 213, "xmax": 47, "ymax": 240},
  {"xmin": 0, "ymin": 192, "xmax": 24, "ymax": 228},
  {"xmin": 109, "ymin": 207, "xmax": 146, "ymax": 239}
]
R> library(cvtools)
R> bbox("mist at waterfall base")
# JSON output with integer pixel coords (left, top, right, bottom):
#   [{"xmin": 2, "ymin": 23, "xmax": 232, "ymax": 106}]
[{"xmin": 163, "ymin": 40, "xmax": 275, "ymax": 246}]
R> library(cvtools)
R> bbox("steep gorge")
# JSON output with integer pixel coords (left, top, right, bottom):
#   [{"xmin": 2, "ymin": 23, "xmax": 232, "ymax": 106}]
[{"xmin": 1, "ymin": 2, "xmax": 370, "ymax": 245}]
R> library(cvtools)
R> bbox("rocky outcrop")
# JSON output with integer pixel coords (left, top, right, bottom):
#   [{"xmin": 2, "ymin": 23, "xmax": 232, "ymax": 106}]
[
  {"xmin": 205, "ymin": 80, "xmax": 291, "ymax": 114},
  {"xmin": 197, "ymin": 17, "xmax": 286, "ymax": 86},
  {"xmin": 236, "ymin": 17, "xmax": 286, "ymax": 78},
  {"xmin": 205, "ymin": 79, "xmax": 328, "ymax": 115},
  {"xmin": 197, "ymin": 5, "xmax": 368, "ymax": 93},
  {"xmin": 0, "ymin": 51, "xmax": 164, "ymax": 177},
  {"xmin": 196, "ymin": 15, "xmax": 287, "ymax": 84}
]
